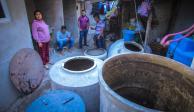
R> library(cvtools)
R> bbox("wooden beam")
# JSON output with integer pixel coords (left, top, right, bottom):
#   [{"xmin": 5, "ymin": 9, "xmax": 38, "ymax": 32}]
[{"xmin": 144, "ymin": 13, "xmax": 152, "ymax": 46}]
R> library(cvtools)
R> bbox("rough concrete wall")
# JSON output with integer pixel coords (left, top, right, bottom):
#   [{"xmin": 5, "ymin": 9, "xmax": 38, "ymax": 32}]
[
  {"xmin": 148, "ymin": 1, "xmax": 173, "ymax": 43},
  {"xmin": 63, "ymin": 0, "xmax": 79, "ymax": 40},
  {"xmin": 34, "ymin": 0, "xmax": 64, "ymax": 36},
  {"xmin": 24, "ymin": 0, "xmax": 36, "ymax": 25},
  {"xmin": 76, "ymin": 2, "xmax": 81, "ymax": 21},
  {"xmin": 121, "ymin": 2, "xmax": 131, "ymax": 27},
  {"xmin": 170, "ymin": 0, "xmax": 194, "ymax": 32},
  {"xmin": 85, "ymin": 1, "xmax": 96, "ymax": 26},
  {"xmin": 24, "ymin": 0, "xmax": 38, "ymax": 50},
  {"xmin": 0, "ymin": 0, "xmax": 33, "ymax": 111}
]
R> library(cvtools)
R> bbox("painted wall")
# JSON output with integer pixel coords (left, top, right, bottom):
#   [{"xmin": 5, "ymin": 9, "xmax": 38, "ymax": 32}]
[
  {"xmin": 24, "ymin": 0, "xmax": 36, "ymax": 25},
  {"xmin": 148, "ymin": 0, "xmax": 194, "ymax": 43},
  {"xmin": 34, "ymin": 0, "xmax": 64, "ymax": 36},
  {"xmin": 63, "ymin": 0, "xmax": 79, "ymax": 40},
  {"xmin": 170, "ymin": 0, "xmax": 194, "ymax": 33},
  {"xmin": 147, "ymin": 0, "xmax": 173, "ymax": 43},
  {"xmin": 0, "ymin": 0, "xmax": 33, "ymax": 111}
]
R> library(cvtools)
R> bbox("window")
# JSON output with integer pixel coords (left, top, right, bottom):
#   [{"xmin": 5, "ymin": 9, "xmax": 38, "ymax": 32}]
[
  {"xmin": 0, "ymin": 2, "xmax": 5, "ymax": 18},
  {"xmin": 0, "ymin": 0, "xmax": 10, "ymax": 23}
]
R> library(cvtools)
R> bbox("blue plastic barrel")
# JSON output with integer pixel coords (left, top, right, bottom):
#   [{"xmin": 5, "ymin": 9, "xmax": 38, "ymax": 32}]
[
  {"xmin": 167, "ymin": 34, "xmax": 194, "ymax": 66},
  {"xmin": 122, "ymin": 29, "xmax": 135, "ymax": 42},
  {"xmin": 166, "ymin": 35, "xmax": 180, "ymax": 58},
  {"xmin": 174, "ymin": 51, "xmax": 194, "ymax": 66},
  {"xmin": 26, "ymin": 90, "xmax": 86, "ymax": 112}
]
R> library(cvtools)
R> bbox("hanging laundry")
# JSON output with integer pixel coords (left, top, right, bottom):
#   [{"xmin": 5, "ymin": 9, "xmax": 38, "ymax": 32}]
[{"xmin": 137, "ymin": 0, "xmax": 151, "ymax": 17}]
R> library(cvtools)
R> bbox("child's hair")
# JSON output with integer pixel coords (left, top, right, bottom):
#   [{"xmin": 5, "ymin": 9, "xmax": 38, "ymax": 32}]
[
  {"xmin": 61, "ymin": 25, "xmax": 66, "ymax": 30},
  {"xmin": 34, "ymin": 10, "xmax": 42, "ymax": 16}
]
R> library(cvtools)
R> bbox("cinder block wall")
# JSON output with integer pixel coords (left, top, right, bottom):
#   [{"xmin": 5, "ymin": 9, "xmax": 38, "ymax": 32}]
[{"xmin": 0, "ymin": 0, "xmax": 33, "ymax": 111}]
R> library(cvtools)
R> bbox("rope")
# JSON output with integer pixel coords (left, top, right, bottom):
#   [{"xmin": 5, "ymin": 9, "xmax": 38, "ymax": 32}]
[{"xmin": 161, "ymin": 24, "xmax": 194, "ymax": 46}]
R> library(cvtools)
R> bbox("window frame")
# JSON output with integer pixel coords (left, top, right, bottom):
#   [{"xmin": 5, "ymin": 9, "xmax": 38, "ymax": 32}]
[{"xmin": 0, "ymin": 0, "xmax": 11, "ymax": 23}]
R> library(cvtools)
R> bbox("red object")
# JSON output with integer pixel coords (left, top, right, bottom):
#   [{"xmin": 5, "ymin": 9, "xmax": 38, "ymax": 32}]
[{"xmin": 38, "ymin": 42, "xmax": 49, "ymax": 65}]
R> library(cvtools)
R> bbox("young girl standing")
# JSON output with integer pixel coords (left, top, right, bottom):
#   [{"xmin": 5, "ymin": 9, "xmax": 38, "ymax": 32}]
[{"xmin": 32, "ymin": 10, "xmax": 50, "ymax": 69}]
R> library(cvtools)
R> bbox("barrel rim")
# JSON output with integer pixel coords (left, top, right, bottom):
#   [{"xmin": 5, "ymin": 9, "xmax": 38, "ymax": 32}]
[
  {"xmin": 99, "ymin": 53, "xmax": 194, "ymax": 111},
  {"xmin": 84, "ymin": 48, "xmax": 107, "ymax": 56},
  {"xmin": 49, "ymin": 56, "xmax": 103, "ymax": 87},
  {"xmin": 61, "ymin": 56, "xmax": 97, "ymax": 74},
  {"xmin": 124, "ymin": 41, "xmax": 144, "ymax": 53}
]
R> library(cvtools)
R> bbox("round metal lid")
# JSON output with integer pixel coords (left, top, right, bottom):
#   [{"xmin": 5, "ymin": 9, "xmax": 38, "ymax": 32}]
[{"xmin": 26, "ymin": 90, "xmax": 85, "ymax": 112}]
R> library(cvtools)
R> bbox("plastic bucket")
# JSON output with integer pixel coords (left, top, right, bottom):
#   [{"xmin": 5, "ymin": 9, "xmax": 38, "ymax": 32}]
[{"xmin": 122, "ymin": 29, "xmax": 135, "ymax": 42}]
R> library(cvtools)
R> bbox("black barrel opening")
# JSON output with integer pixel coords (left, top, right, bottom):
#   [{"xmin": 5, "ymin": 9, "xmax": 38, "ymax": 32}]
[
  {"xmin": 102, "ymin": 55, "xmax": 194, "ymax": 112},
  {"xmin": 124, "ymin": 43, "xmax": 141, "ymax": 52},
  {"xmin": 64, "ymin": 58, "xmax": 94, "ymax": 71}
]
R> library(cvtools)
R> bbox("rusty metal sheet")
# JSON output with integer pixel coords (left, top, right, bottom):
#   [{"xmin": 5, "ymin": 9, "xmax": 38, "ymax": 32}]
[{"xmin": 10, "ymin": 48, "xmax": 44, "ymax": 94}]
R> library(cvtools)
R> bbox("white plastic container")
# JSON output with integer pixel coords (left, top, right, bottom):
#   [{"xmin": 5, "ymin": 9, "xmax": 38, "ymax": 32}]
[
  {"xmin": 49, "ymin": 56, "xmax": 103, "ymax": 112},
  {"xmin": 84, "ymin": 48, "xmax": 107, "ymax": 60},
  {"xmin": 108, "ymin": 39, "xmax": 144, "ymax": 57}
]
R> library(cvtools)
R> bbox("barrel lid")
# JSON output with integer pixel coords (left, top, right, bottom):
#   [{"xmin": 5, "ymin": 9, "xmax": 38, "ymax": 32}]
[
  {"xmin": 10, "ymin": 48, "xmax": 44, "ymax": 94},
  {"xmin": 26, "ymin": 90, "xmax": 85, "ymax": 112},
  {"xmin": 85, "ymin": 48, "xmax": 106, "ymax": 56},
  {"xmin": 49, "ymin": 56, "xmax": 103, "ymax": 87}
]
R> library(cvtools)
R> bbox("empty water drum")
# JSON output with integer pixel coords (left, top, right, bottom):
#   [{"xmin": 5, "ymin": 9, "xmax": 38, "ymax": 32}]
[
  {"xmin": 84, "ymin": 48, "xmax": 107, "ymax": 60},
  {"xmin": 167, "ymin": 34, "xmax": 194, "ymax": 66},
  {"xmin": 123, "ymin": 41, "xmax": 144, "ymax": 53},
  {"xmin": 108, "ymin": 39, "xmax": 144, "ymax": 57},
  {"xmin": 49, "ymin": 56, "xmax": 103, "ymax": 112},
  {"xmin": 122, "ymin": 29, "xmax": 135, "ymax": 42},
  {"xmin": 26, "ymin": 90, "xmax": 85, "ymax": 112},
  {"xmin": 99, "ymin": 53, "xmax": 194, "ymax": 112}
]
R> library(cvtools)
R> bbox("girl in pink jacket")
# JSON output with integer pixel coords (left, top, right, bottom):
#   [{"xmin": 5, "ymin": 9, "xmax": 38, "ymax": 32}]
[{"xmin": 32, "ymin": 10, "xmax": 50, "ymax": 69}]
